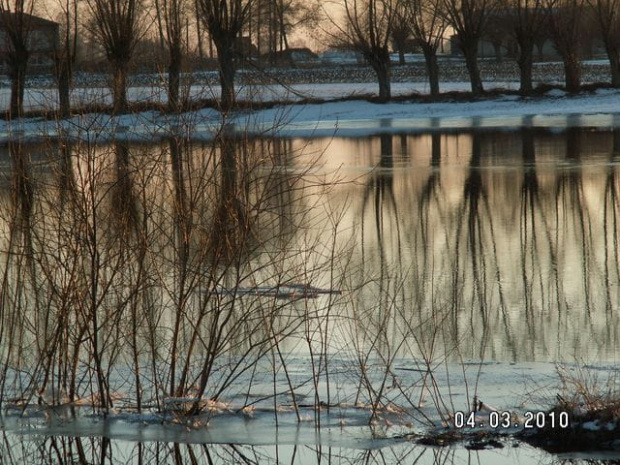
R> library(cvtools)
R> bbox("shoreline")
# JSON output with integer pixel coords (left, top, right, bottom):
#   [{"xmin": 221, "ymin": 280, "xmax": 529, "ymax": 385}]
[{"xmin": 2, "ymin": 86, "xmax": 620, "ymax": 143}]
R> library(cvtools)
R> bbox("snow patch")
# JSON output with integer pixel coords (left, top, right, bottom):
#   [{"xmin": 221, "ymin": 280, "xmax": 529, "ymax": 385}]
[
  {"xmin": 4, "ymin": 85, "xmax": 620, "ymax": 142},
  {"xmin": 582, "ymin": 420, "xmax": 601, "ymax": 431}
]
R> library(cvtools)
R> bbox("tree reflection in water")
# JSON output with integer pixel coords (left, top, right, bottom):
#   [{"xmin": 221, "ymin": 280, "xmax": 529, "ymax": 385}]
[
  {"xmin": 1, "ymin": 128, "xmax": 620, "ymax": 460},
  {"xmin": 603, "ymin": 130, "xmax": 620, "ymax": 319},
  {"xmin": 343, "ymin": 128, "xmax": 620, "ymax": 362},
  {"xmin": 0, "ymin": 430, "xmax": 538, "ymax": 465}
]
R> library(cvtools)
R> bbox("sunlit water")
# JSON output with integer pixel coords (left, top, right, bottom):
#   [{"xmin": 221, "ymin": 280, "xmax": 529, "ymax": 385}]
[{"xmin": 1, "ymin": 126, "xmax": 619, "ymax": 464}]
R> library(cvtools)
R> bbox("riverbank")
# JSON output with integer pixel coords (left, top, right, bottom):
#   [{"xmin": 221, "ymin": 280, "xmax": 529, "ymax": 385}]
[
  {"xmin": 2, "ymin": 85, "xmax": 620, "ymax": 143},
  {"xmin": 0, "ymin": 57, "xmax": 615, "ymax": 117}
]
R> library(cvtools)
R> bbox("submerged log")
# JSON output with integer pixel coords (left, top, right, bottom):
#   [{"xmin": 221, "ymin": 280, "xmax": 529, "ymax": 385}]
[{"xmin": 208, "ymin": 284, "xmax": 342, "ymax": 300}]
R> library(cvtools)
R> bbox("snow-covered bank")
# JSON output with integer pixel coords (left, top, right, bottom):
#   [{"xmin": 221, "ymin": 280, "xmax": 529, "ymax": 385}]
[
  {"xmin": 244, "ymin": 88, "xmax": 620, "ymax": 138},
  {"xmin": 2, "ymin": 85, "xmax": 620, "ymax": 143},
  {"xmin": 0, "ymin": 80, "xmax": 519, "ymax": 115}
]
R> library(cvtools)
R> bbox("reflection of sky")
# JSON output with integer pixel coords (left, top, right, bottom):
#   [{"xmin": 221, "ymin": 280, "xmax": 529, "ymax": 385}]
[
  {"xmin": 293, "ymin": 130, "xmax": 620, "ymax": 363},
  {"xmin": 1, "ymin": 131, "xmax": 619, "ymax": 459},
  {"xmin": 0, "ymin": 130, "xmax": 619, "ymax": 366}
]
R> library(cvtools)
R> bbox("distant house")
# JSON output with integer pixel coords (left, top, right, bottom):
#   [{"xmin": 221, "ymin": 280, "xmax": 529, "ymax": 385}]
[
  {"xmin": 261, "ymin": 48, "xmax": 319, "ymax": 66},
  {"xmin": 0, "ymin": 13, "xmax": 59, "ymax": 74}
]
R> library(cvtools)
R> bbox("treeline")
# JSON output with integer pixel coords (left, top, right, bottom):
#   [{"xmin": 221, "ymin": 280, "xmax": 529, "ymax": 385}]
[
  {"xmin": 342, "ymin": 0, "xmax": 620, "ymax": 100},
  {"xmin": 0, "ymin": 0, "xmax": 319, "ymax": 117},
  {"xmin": 1, "ymin": 0, "xmax": 618, "ymax": 116}
]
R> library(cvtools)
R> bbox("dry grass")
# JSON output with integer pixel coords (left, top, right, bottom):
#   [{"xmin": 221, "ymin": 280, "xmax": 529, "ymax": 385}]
[{"xmin": 519, "ymin": 365, "xmax": 620, "ymax": 452}]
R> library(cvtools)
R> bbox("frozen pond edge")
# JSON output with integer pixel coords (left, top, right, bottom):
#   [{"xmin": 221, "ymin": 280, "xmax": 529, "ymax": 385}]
[{"xmin": 3, "ymin": 87, "xmax": 620, "ymax": 143}]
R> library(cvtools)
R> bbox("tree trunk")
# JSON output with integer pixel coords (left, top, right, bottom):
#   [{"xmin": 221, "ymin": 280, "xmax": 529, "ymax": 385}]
[
  {"xmin": 215, "ymin": 37, "xmax": 236, "ymax": 111},
  {"xmin": 268, "ymin": 0, "xmax": 276, "ymax": 63},
  {"xmin": 154, "ymin": 0, "xmax": 166, "ymax": 50},
  {"xmin": 398, "ymin": 46, "xmax": 405, "ymax": 65},
  {"xmin": 194, "ymin": 0, "xmax": 204, "ymax": 61},
  {"xmin": 461, "ymin": 38, "xmax": 484, "ymax": 94},
  {"xmin": 563, "ymin": 53, "xmax": 581, "ymax": 92},
  {"xmin": 278, "ymin": 5, "xmax": 288, "ymax": 52},
  {"xmin": 282, "ymin": 29, "xmax": 289, "ymax": 52},
  {"xmin": 370, "ymin": 60, "xmax": 391, "ymax": 101},
  {"xmin": 56, "ymin": 55, "xmax": 71, "ymax": 118},
  {"xmin": 422, "ymin": 46, "xmax": 439, "ymax": 96},
  {"xmin": 168, "ymin": 48, "xmax": 182, "ymax": 113},
  {"xmin": 517, "ymin": 42, "xmax": 534, "ymax": 94},
  {"xmin": 220, "ymin": 136, "xmax": 237, "ymax": 202},
  {"xmin": 364, "ymin": 46, "xmax": 391, "ymax": 101},
  {"xmin": 112, "ymin": 62, "xmax": 129, "ymax": 114},
  {"xmin": 8, "ymin": 52, "xmax": 29, "ymax": 118},
  {"xmin": 492, "ymin": 41, "xmax": 502, "ymax": 62},
  {"xmin": 605, "ymin": 45, "xmax": 620, "ymax": 87}
]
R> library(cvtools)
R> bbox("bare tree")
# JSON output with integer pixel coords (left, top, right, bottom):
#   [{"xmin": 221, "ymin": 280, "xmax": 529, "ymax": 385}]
[
  {"xmin": 589, "ymin": 0, "xmax": 620, "ymax": 86},
  {"xmin": 155, "ymin": 0, "xmax": 189, "ymax": 112},
  {"xmin": 197, "ymin": 0, "xmax": 252, "ymax": 110},
  {"xmin": 273, "ymin": 0, "xmax": 320, "ymax": 53},
  {"xmin": 248, "ymin": 0, "xmax": 319, "ymax": 63},
  {"xmin": 404, "ymin": 0, "xmax": 448, "ymax": 95},
  {"xmin": 507, "ymin": 0, "xmax": 549, "ymax": 93},
  {"xmin": 440, "ymin": 0, "xmax": 497, "ymax": 94},
  {"xmin": 54, "ymin": 0, "xmax": 79, "ymax": 116},
  {"xmin": 391, "ymin": 7, "xmax": 410, "ymax": 65},
  {"xmin": 548, "ymin": 0, "xmax": 585, "ymax": 92},
  {"xmin": 253, "ymin": 0, "xmax": 279, "ymax": 62},
  {"xmin": 340, "ymin": 0, "xmax": 396, "ymax": 100},
  {"xmin": 0, "ymin": 2, "xmax": 37, "ymax": 117},
  {"xmin": 85, "ymin": 0, "xmax": 142, "ymax": 114},
  {"xmin": 483, "ymin": 11, "xmax": 509, "ymax": 61}
]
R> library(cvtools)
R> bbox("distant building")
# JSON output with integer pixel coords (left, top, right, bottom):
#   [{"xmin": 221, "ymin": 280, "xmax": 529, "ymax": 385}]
[
  {"xmin": 261, "ymin": 48, "xmax": 319, "ymax": 66},
  {"xmin": 0, "ymin": 13, "xmax": 59, "ymax": 74}
]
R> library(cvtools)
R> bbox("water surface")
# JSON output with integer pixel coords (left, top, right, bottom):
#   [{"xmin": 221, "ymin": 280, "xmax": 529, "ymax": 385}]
[{"xmin": 0, "ymin": 127, "xmax": 618, "ymax": 463}]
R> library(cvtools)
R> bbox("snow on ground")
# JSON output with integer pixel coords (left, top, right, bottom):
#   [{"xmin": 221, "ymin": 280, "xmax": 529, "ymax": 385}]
[
  {"xmin": 0, "ymin": 80, "xmax": 522, "ymax": 112},
  {"xmin": 1, "ymin": 83, "xmax": 620, "ymax": 143},
  {"xmin": 2, "ymin": 76, "xmax": 620, "ymax": 143},
  {"xmin": 242, "ymin": 87, "xmax": 620, "ymax": 138}
]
